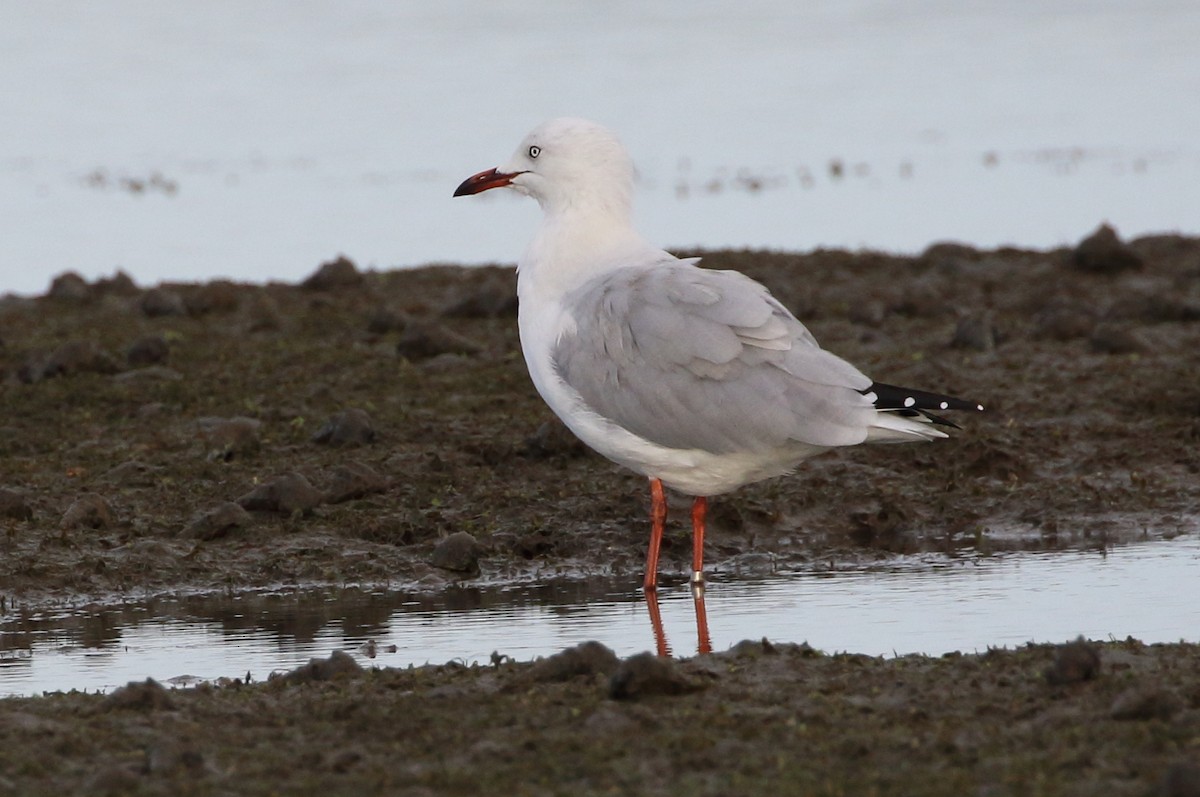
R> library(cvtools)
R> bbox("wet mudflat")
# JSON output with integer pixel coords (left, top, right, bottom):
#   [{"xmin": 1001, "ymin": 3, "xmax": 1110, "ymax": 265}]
[
  {"xmin": 1, "ymin": 230, "xmax": 1198, "ymax": 794},
  {"xmin": 0, "ymin": 638, "xmax": 1198, "ymax": 796}
]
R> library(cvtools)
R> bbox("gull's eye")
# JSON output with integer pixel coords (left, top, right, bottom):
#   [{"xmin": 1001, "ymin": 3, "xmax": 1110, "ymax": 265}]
[{"xmin": 528, "ymin": 145, "xmax": 541, "ymax": 159}]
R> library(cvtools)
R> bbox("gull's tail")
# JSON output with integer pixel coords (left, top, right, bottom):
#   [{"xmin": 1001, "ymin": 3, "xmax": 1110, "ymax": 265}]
[{"xmin": 860, "ymin": 381, "xmax": 985, "ymax": 442}]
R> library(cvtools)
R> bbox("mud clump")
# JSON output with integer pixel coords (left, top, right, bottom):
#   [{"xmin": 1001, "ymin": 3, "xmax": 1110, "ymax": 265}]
[
  {"xmin": 46, "ymin": 271, "xmax": 91, "ymax": 301},
  {"xmin": 1072, "ymin": 223, "xmax": 1144, "ymax": 274},
  {"xmin": 430, "ymin": 531, "xmax": 482, "ymax": 573},
  {"xmin": 395, "ymin": 320, "xmax": 484, "ymax": 360},
  {"xmin": 126, "ymin": 334, "xmax": 170, "ymax": 366},
  {"xmin": 30, "ymin": 340, "xmax": 122, "ymax": 381},
  {"xmin": 1110, "ymin": 686, "xmax": 1182, "ymax": 721},
  {"xmin": 183, "ymin": 501, "xmax": 252, "ymax": 541},
  {"xmin": 950, "ymin": 310, "xmax": 1001, "ymax": 351},
  {"xmin": 519, "ymin": 420, "xmax": 592, "ymax": 459},
  {"xmin": 302, "ymin": 255, "xmax": 362, "ymax": 290},
  {"xmin": 140, "ymin": 287, "xmax": 187, "ymax": 317},
  {"xmin": 526, "ymin": 641, "xmax": 620, "ymax": 683},
  {"xmin": 103, "ymin": 678, "xmax": 175, "ymax": 711},
  {"xmin": 441, "ymin": 277, "xmax": 519, "ymax": 318},
  {"xmin": 1161, "ymin": 763, "xmax": 1200, "ymax": 797},
  {"xmin": 198, "ymin": 416, "xmax": 263, "ymax": 461},
  {"xmin": 1089, "ymin": 323, "xmax": 1150, "ymax": 355},
  {"xmin": 609, "ymin": 652, "xmax": 701, "ymax": 700},
  {"xmin": 61, "ymin": 493, "xmax": 116, "ymax": 530},
  {"xmin": 237, "ymin": 472, "xmax": 324, "ymax": 515},
  {"xmin": 0, "ymin": 488, "xmax": 33, "ymax": 520},
  {"xmin": 323, "ymin": 461, "xmax": 389, "ymax": 503},
  {"xmin": 1045, "ymin": 638, "xmax": 1102, "ymax": 685},
  {"xmin": 311, "ymin": 408, "xmax": 377, "ymax": 447},
  {"xmin": 276, "ymin": 649, "xmax": 362, "ymax": 684}
]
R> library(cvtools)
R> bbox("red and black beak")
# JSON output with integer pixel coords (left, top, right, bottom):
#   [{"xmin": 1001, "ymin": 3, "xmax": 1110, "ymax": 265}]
[{"xmin": 453, "ymin": 167, "xmax": 523, "ymax": 197}]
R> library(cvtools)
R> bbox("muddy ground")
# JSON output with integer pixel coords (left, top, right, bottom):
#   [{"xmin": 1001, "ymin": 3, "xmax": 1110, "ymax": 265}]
[{"xmin": 1, "ymin": 228, "xmax": 1198, "ymax": 794}]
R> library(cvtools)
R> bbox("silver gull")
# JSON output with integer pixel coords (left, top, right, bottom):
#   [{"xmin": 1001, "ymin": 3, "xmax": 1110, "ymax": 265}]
[{"xmin": 454, "ymin": 117, "xmax": 983, "ymax": 591}]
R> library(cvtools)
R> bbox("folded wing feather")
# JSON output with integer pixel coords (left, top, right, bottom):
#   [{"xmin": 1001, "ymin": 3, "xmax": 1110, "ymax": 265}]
[{"xmin": 552, "ymin": 261, "xmax": 880, "ymax": 455}]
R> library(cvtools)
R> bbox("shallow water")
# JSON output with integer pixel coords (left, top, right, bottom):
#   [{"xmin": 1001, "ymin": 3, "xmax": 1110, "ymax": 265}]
[{"xmin": 2, "ymin": 537, "xmax": 1197, "ymax": 697}]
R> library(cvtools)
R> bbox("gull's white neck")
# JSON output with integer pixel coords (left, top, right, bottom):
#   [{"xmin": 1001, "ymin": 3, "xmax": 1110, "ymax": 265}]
[{"xmin": 516, "ymin": 203, "xmax": 667, "ymax": 308}]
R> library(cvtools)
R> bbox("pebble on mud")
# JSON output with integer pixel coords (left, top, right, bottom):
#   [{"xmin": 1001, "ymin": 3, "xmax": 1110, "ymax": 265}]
[
  {"xmin": 527, "ymin": 641, "xmax": 621, "ymax": 683},
  {"xmin": 430, "ymin": 531, "xmax": 482, "ymax": 573},
  {"xmin": 0, "ymin": 488, "xmax": 33, "ymax": 520},
  {"xmin": 1072, "ymin": 223, "xmax": 1143, "ymax": 274},
  {"xmin": 609, "ymin": 652, "xmax": 702, "ymax": 700},
  {"xmin": 276, "ymin": 649, "xmax": 363, "ymax": 683},
  {"xmin": 237, "ymin": 472, "xmax": 324, "ymax": 515},
  {"xmin": 302, "ymin": 255, "xmax": 362, "ymax": 290},
  {"xmin": 126, "ymin": 334, "xmax": 170, "ymax": 366},
  {"xmin": 103, "ymin": 678, "xmax": 175, "ymax": 711},
  {"xmin": 311, "ymin": 408, "xmax": 377, "ymax": 447},
  {"xmin": 324, "ymin": 461, "xmax": 388, "ymax": 504},
  {"xmin": 1044, "ymin": 639, "xmax": 1102, "ymax": 685},
  {"xmin": 183, "ymin": 502, "xmax": 252, "ymax": 541},
  {"xmin": 198, "ymin": 416, "xmax": 263, "ymax": 461},
  {"xmin": 395, "ymin": 320, "xmax": 483, "ymax": 361},
  {"xmin": 61, "ymin": 493, "xmax": 115, "ymax": 530}
]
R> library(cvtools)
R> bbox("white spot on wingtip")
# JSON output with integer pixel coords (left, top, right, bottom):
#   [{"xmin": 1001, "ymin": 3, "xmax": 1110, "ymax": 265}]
[
  {"xmin": 903, "ymin": 396, "xmax": 916, "ymax": 408},
  {"xmin": 977, "ymin": 404, "xmax": 985, "ymax": 411},
  {"xmin": 940, "ymin": 401, "xmax": 949, "ymax": 410}
]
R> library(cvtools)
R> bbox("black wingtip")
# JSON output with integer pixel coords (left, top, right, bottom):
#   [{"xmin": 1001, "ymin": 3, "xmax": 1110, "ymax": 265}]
[{"xmin": 861, "ymin": 382, "xmax": 985, "ymax": 420}]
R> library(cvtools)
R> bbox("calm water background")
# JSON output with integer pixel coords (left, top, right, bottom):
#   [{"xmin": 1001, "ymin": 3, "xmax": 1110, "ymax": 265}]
[{"xmin": 4, "ymin": 0, "xmax": 1199, "ymax": 295}]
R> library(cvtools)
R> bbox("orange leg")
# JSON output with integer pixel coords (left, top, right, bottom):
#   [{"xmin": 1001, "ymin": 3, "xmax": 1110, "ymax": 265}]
[
  {"xmin": 645, "ymin": 587, "xmax": 671, "ymax": 657},
  {"xmin": 692, "ymin": 583, "xmax": 712, "ymax": 655},
  {"xmin": 691, "ymin": 496, "xmax": 707, "ymax": 586},
  {"xmin": 644, "ymin": 478, "xmax": 667, "ymax": 592}
]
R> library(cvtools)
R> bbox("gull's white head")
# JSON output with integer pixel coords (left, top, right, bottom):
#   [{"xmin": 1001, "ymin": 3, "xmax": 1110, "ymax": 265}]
[{"xmin": 454, "ymin": 118, "xmax": 634, "ymax": 217}]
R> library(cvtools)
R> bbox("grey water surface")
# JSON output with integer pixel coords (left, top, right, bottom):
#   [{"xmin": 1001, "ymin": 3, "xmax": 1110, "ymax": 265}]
[{"xmin": 2, "ymin": 537, "xmax": 1197, "ymax": 697}]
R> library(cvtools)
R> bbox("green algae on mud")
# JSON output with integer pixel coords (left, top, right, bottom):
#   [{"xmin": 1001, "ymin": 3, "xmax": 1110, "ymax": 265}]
[{"xmin": 0, "ymin": 638, "xmax": 1197, "ymax": 796}]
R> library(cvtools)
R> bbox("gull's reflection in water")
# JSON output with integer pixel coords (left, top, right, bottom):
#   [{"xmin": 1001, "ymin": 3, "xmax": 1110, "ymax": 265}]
[{"xmin": 645, "ymin": 586, "xmax": 712, "ymax": 657}]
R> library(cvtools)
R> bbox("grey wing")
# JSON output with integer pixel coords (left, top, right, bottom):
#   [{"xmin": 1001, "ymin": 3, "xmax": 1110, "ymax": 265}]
[{"xmin": 551, "ymin": 260, "xmax": 879, "ymax": 455}]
